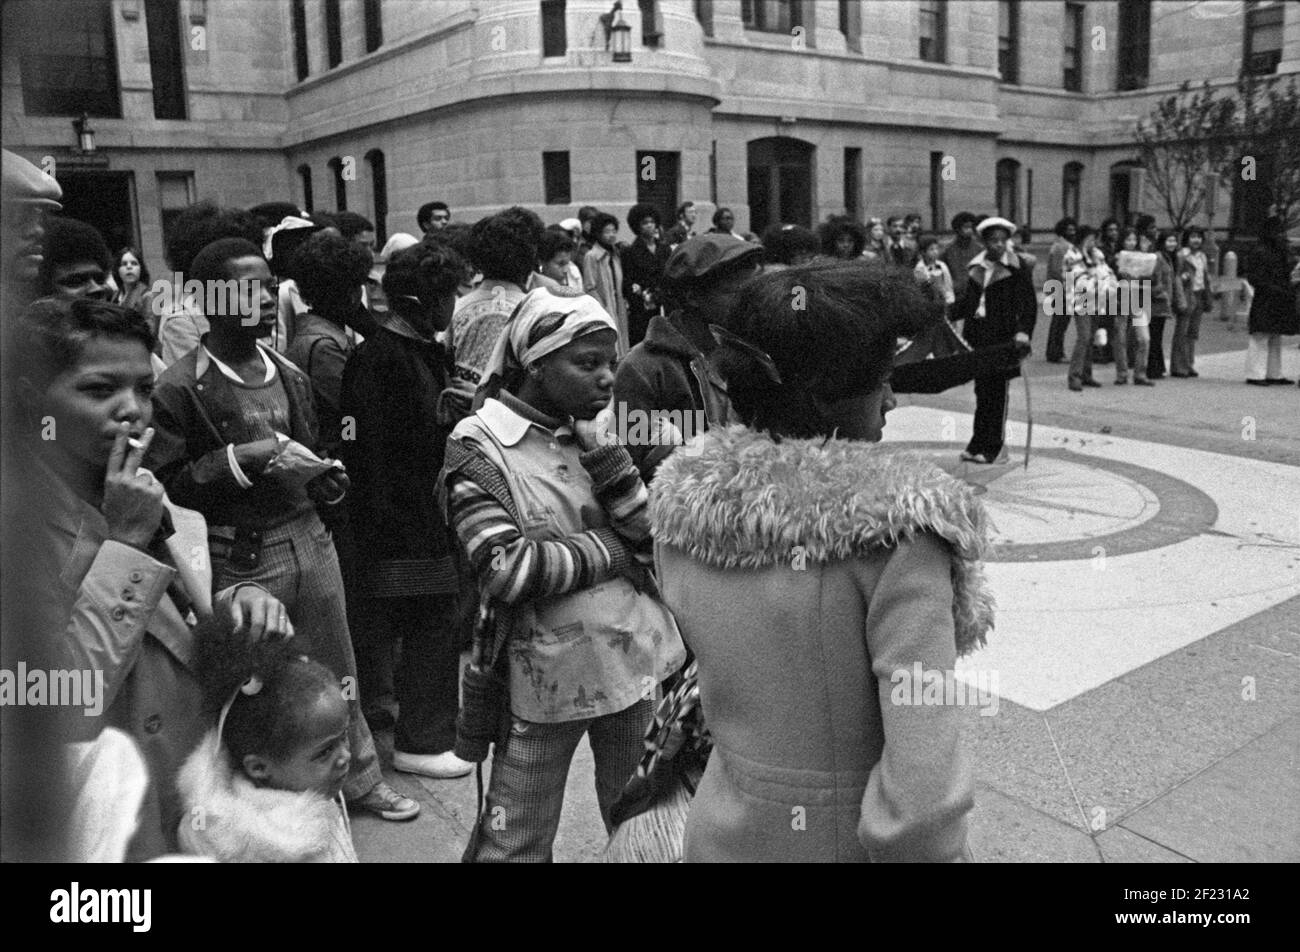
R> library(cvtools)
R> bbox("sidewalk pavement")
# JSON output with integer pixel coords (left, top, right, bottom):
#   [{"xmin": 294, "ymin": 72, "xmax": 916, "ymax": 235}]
[{"xmin": 351, "ymin": 324, "xmax": 1300, "ymax": 863}]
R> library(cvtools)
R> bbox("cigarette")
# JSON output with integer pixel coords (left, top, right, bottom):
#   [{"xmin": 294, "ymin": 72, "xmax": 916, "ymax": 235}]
[{"xmin": 128, "ymin": 437, "xmax": 146, "ymax": 451}]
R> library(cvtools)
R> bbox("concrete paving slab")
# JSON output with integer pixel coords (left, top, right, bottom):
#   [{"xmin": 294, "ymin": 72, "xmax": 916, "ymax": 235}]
[
  {"xmin": 1119, "ymin": 716, "xmax": 1300, "ymax": 863},
  {"xmin": 1095, "ymin": 826, "xmax": 1194, "ymax": 863},
  {"xmin": 961, "ymin": 701, "xmax": 1090, "ymax": 831},
  {"xmin": 882, "ymin": 405, "xmax": 1300, "ymax": 710},
  {"xmin": 967, "ymin": 784, "xmax": 1100, "ymax": 862}
]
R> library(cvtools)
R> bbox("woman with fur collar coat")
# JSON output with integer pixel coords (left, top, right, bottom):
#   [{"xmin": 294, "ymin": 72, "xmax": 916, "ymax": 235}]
[{"xmin": 649, "ymin": 262, "xmax": 994, "ymax": 862}]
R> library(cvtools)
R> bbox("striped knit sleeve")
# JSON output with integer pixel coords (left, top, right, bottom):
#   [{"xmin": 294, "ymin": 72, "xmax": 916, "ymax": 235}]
[
  {"xmin": 446, "ymin": 472, "xmax": 633, "ymax": 605},
  {"xmin": 580, "ymin": 444, "xmax": 650, "ymax": 545}
]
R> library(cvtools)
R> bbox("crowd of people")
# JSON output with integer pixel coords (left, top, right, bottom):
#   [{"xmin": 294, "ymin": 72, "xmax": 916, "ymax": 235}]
[{"xmin": 1, "ymin": 140, "xmax": 1294, "ymax": 864}]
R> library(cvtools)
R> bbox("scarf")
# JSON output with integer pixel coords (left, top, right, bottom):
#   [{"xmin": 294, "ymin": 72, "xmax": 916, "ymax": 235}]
[
  {"xmin": 473, "ymin": 287, "xmax": 617, "ymax": 410},
  {"xmin": 968, "ymin": 248, "xmax": 1022, "ymax": 318}
]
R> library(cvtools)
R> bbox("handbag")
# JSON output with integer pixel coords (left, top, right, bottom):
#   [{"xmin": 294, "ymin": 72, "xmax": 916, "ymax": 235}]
[{"xmin": 456, "ymin": 594, "xmax": 513, "ymax": 864}]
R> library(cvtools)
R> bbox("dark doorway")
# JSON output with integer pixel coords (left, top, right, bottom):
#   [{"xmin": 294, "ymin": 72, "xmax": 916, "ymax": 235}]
[
  {"xmin": 747, "ymin": 137, "xmax": 814, "ymax": 233},
  {"xmin": 52, "ymin": 171, "xmax": 138, "ymax": 256}
]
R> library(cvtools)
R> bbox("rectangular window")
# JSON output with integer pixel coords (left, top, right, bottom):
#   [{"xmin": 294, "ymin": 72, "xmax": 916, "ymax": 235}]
[
  {"xmin": 710, "ymin": 140, "xmax": 718, "ymax": 205},
  {"xmin": 542, "ymin": 0, "xmax": 567, "ymax": 57},
  {"xmin": 844, "ymin": 147, "xmax": 861, "ymax": 220},
  {"xmin": 1243, "ymin": 0, "xmax": 1284, "ymax": 76},
  {"xmin": 742, "ymin": 1, "xmax": 801, "ymax": 35},
  {"xmin": 1063, "ymin": 162, "xmax": 1082, "ymax": 220},
  {"xmin": 292, "ymin": 0, "xmax": 310, "ymax": 80},
  {"xmin": 1063, "ymin": 1, "xmax": 1084, "ymax": 91},
  {"xmin": 930, "ymin": 151, "xmax": 946, "ymax": 232},
  {"xmin": 695, "ymin": 0, "xmax": 714, "ymax": 37},
  {"xmin": 364, "ymin": 0, "xmax": 383, "ymax": 53},
  {"xmin": 158, "ymin": 171, "xmax": 195, "ymax": 255},
  {"xmin": 839, "ymin": 0, "xmax": 861, "ymax": 51},
  {"xmin": 17, "ymin": 0, "xmax": 121, "ymax": 116},
  {"xmin": 543, "ymin": 151, "xmax": 571, "ymax": 205},
  {"xmin": 145, "ymin": 0, "xmax": 186, "ymax": 119},
  {"xmin": 329, "ymin": 157, "xmax": 347, "ymax": 211},
  {"xmin": 298, "ymin": 164, "xmax": 314, "ymax": 214},
  {"xmin": 998, "ymin": 0, "xmax": 1020, "ymax": 84},
  {"xmin": 636, "ymin": 151, "xmax": 680, "ymax": 224},
  {"xmin": 367, "ymin": 150, "xmax": 387, "ymax": 244},
  {"xmin": 325, "ymin": 0, "xmax": 343, "ymax": 69},
  {"xmin": 639, "ymin": 0, "xmax": 662, "ymax": 47},
  {"xmin": 918, "ymin": 0, "xmax": 946, "ymax": 63},
  {"xmin": 1117, "ymin": 0, "xmax": 1150, "ymax": 90}
]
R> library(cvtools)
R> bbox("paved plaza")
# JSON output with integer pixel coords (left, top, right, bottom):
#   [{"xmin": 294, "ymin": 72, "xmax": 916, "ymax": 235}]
[{"xmin": 353, "ymin": 318, "xmax": 1299, "ymax": 863}]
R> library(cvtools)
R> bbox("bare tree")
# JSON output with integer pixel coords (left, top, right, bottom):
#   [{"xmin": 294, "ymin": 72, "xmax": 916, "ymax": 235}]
[
  {"xmin": 1134, "ymin": 80, "xmax": 1238, "ymax": 232},
  {"xmin": 1236, "ymin": 72, "xmax": 1300, "ymax": 231}
]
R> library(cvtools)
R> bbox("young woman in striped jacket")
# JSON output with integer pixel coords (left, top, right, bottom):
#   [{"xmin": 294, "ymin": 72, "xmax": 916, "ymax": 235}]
[{"xmin": 440, "ymin": 288, "xmax": 685, "ymax": 862}]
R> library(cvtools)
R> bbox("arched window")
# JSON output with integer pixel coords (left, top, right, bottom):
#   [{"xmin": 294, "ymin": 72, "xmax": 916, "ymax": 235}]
[
  {"xmin": 298, "ymin": 164, "xmax": 314, "ymax": 213},
  {"xmin": 1062, "ymin": 162, "xmax": 1083, "ymax": 220},
  {"xmin": 365, "ymin": 149, "xmax": 387, "ymax": 245},
  {"xmin": 328, "ymin": 156, "xmax": 347, "ymax": 211},
  {"xmin": 996, "ymin": 158, "xmax": 1020, "ymax": 223}
]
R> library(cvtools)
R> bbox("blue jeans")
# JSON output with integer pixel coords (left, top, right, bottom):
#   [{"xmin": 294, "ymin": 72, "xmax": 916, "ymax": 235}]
[{"xmin": 465, "ymin": 697, "xmax": 655, "ymax": 862}]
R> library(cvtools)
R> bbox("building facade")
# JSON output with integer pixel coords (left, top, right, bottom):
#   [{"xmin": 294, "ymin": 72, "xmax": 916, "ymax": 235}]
[{"xmin": 3, "ymin": 0, "xmax": 1297, "ymax": 270}]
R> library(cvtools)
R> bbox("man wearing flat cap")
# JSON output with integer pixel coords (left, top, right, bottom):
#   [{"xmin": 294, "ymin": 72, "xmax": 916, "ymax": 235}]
[
  {"xmin": 950, "ymin": 216, "xmax": 1037, "ymax": 465},
  {"xmin": 2, "ymin": 149, "xmax": 63, "ymax": 316},
  {"xmin": 612, "ymin": 234, "xmax": 761, "ymax": 481}
]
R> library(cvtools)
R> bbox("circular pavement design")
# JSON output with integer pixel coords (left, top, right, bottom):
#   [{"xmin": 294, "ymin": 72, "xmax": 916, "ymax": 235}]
[{"xmin": 886, "ymin": 443, "xmax": 1221, "ymax": 562}]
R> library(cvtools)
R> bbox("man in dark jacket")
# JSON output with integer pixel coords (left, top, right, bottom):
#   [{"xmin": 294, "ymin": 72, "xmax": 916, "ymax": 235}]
[
  {"xmin": 340, "ymin": 240, "xmax": 474, "ymax": 779},
  {"xmin": 613, "ymin": 234, "xmax": 762, "ymax": 481},
  {"xmin": 951, "ymin": 217, "xmax": 1037, "ymax": 464},
  {"xmin": 1242, "ymin": 216, "xmax": 1298, "ymax": 385}
]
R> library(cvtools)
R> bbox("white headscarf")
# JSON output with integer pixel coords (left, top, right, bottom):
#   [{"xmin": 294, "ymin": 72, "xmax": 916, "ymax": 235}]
[{"xmin": 474, "ymin": 287, "xmax": 617, "ymax": 409}]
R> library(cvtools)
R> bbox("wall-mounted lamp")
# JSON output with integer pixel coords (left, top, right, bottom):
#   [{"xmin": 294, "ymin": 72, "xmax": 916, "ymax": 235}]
[
  {"xmin": 600, "ymin": 1, "xmax": 633, "ymax": 63},
  {"xmin": 72, "ymin": 113, "xmax": 96, "ymax": 154}
]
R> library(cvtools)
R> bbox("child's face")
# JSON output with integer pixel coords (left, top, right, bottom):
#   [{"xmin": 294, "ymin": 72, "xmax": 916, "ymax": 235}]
[
  {"xmin": 246, "ymin": 688, "xmax": 351, "ymax": 799},
  {"xmin": 541, "ymin": 250, "xmax": 572, "ymax": 282},
  {"xmin": 923, "ymin": 244, "xmax": 939, "ymax": 263}
]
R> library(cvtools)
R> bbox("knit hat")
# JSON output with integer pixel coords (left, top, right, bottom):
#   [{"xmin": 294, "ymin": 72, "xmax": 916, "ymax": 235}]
[
  {"xmin": 2, "ymin": 149, "xmax": 62, "ymax": 209},
  {"xmin": 663, "ymin": 234, "xmax": 762, "ymax": 287}
]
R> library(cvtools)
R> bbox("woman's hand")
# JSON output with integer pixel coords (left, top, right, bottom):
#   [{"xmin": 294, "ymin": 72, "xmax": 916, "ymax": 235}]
[
  {"xmin": 573, "ymin": 407, "xmax": 616, "ymax": 452},
  {"xmin": 221, "ymin": 584, "xmax": 294, "ymax": 647},
  {"xmin": 103, "ymin": 424, "xmax": 166, "ymax": 551}
]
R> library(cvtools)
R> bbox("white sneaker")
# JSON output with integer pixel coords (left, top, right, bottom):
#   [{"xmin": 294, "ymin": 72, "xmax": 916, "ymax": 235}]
[{"xmin": 392, "ymin": 750, "xmax": 474, "ymax": 779}]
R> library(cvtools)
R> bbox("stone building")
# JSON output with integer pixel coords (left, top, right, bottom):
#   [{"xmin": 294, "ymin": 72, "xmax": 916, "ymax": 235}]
[{"xmin": 3, "ymin": 0, "xmax": 1296, "ymax": 270}]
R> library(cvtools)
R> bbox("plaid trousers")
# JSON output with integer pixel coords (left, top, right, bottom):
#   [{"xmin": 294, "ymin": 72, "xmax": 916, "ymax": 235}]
[
  {"xmin": 466, "ymin": 697, "xmax": 655, "ymax": 863},
  {"xmin": 214, "ymin": 509, "xmax": 383, "ymax": 800}
]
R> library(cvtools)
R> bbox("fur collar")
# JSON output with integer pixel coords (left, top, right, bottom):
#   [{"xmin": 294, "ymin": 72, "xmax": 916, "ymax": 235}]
[
  {"xmin": 176, "ymin": 729, "xmax": 356, "ymax": 863},
  {"xmin": 649, "ymin": 427, "xmax": 995, "ymax": 655}
]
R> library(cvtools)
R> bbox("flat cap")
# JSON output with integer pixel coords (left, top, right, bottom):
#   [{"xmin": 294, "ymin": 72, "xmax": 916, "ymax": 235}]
[
  {"xmin": 663, "ymin": 233, "xmax": 762, "ymax": 285},
  {"xmin": 2, "ymin": 149, "xmax": 62, "ymax": 209}
]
